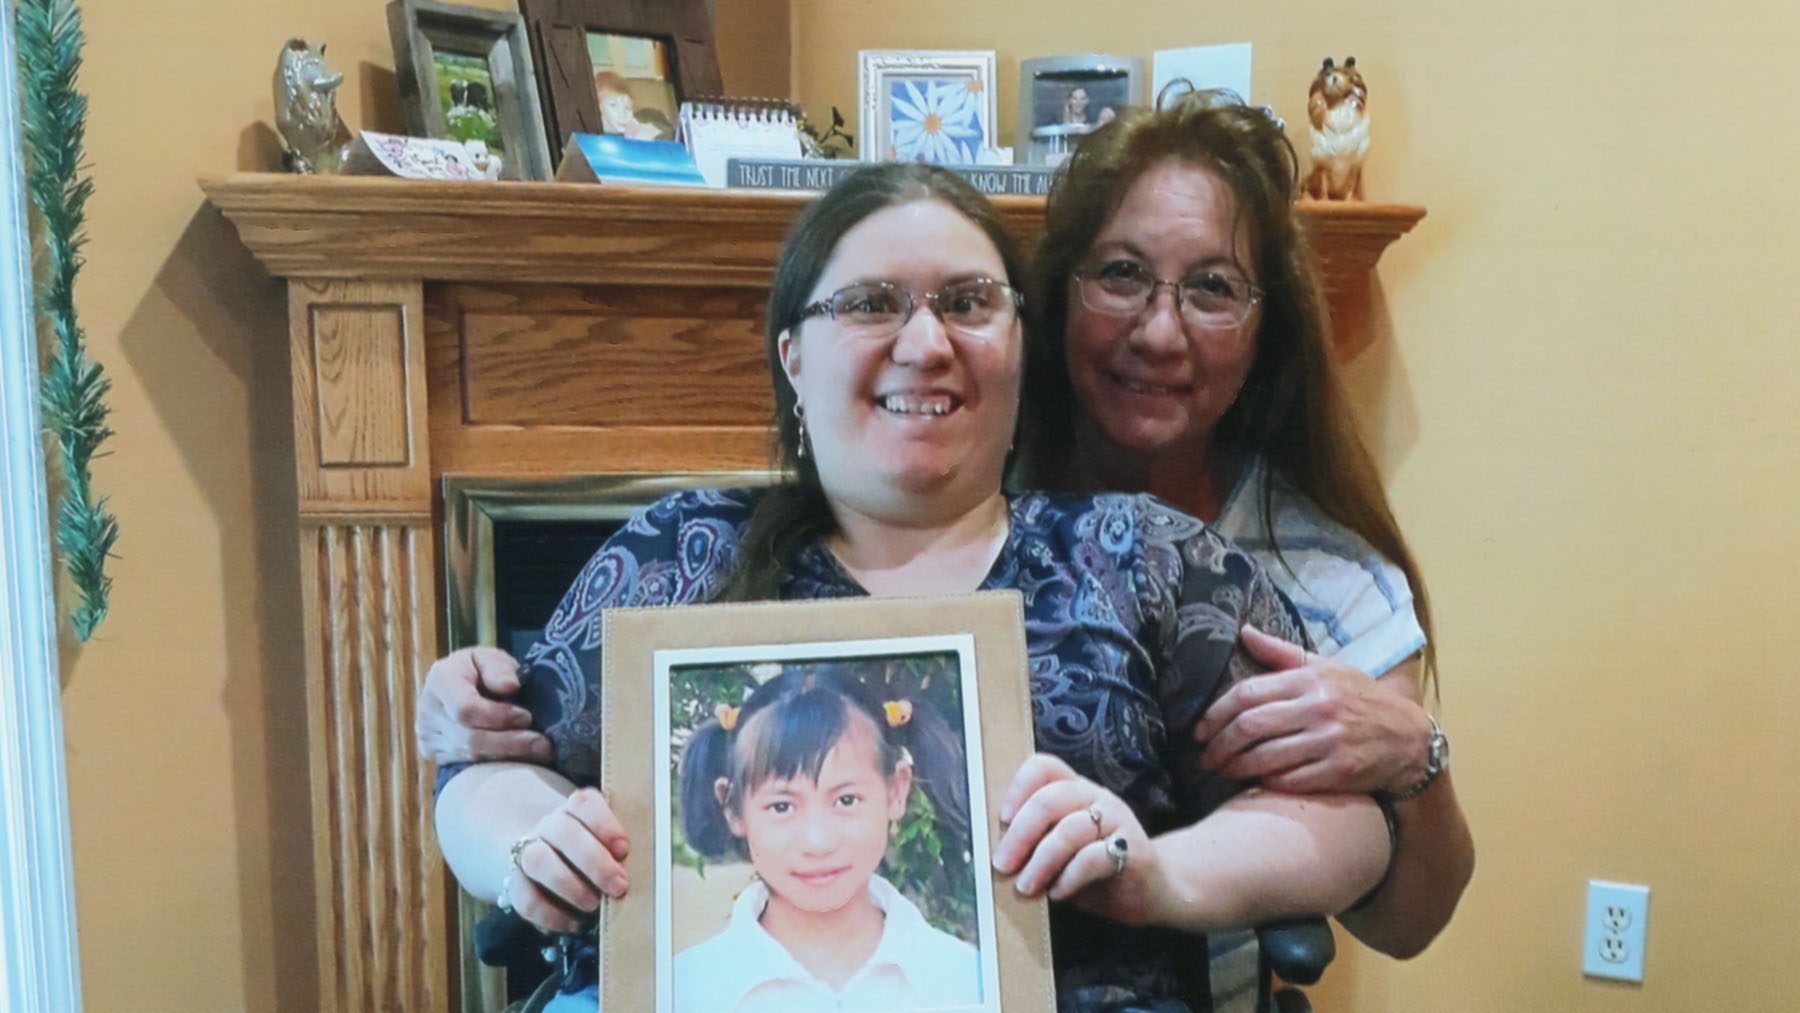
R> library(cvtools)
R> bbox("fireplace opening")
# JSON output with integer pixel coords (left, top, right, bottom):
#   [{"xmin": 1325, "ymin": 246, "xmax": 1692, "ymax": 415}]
[
  {"xmin": 492, "ymin": 519, "xmax": 613, "ymax": 661},
  {"xmin": 440, "ymin": 471, "xmax": 778, "ymax": 1010}
]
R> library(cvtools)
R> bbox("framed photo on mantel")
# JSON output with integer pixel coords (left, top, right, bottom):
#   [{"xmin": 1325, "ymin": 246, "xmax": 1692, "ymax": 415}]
[
  {"xmin": 517, "ymin": 0, "xmax": 723, "ymax": 157},
  {"xmin": 386, "ymin": 0, "xmax": 554, "ymax": 179}
]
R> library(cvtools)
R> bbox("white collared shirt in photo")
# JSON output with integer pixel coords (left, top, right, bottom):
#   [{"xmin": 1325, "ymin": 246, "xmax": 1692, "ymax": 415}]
[{"xmin": 672, "ymin": 874, "xmax": 983, "ymax": 1012}]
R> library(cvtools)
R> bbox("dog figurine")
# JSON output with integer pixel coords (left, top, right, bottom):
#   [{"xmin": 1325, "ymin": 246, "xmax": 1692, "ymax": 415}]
[
  {"xmin": 274, "ymin": 38, "xmax": 348, "ymax": 174},
  {"xmin": 1304, "ymin": 56, "xmax": 1368, "ymax": 201}
]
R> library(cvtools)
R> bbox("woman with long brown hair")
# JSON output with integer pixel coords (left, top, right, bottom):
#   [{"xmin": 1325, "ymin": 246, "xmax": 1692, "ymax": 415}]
[{"xmin": 1020, "ymin": 89, "xmax": 1471, "ymax": 962}]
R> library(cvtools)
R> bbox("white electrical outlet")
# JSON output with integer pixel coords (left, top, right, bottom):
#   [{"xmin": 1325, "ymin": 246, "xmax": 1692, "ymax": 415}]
[{"xmin": 1583, "ymin": 880, "xmax": 1649, "ymax": 982}]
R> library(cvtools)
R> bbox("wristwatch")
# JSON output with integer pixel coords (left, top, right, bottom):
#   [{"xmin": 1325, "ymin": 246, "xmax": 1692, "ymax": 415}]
[{"xmin": 1386, "ymin": 715, "xmax": 1448, "ymax": 801}]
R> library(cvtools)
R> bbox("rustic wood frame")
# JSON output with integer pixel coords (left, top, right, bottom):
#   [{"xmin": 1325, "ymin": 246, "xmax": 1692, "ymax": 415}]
[
  {"xmin": 518, "ymin": 0, "xmax": 722, "ymax": 158},
  {"xmin": 387, "ymin": 0, "xmax": 554, "ymax": 180}
]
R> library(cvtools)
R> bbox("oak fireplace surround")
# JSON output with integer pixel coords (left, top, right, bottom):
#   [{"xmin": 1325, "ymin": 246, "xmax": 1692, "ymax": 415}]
[{"xmin": 200, "ymin": 173, "xmax": 1422, "ymax": 1010}]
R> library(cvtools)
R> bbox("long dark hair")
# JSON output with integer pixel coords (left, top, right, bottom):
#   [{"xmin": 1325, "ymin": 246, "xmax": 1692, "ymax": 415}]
[
  {"xmin": 677, "ymin": 666, "xmax": 968, "ymax": 862},
  {"xmin": 720, "ymin": 163, "xmax": 1030, "ymax": 601},
  {"xmin": 1019, "ymin": 88, "xmax": 1436, "ymax": 686}
]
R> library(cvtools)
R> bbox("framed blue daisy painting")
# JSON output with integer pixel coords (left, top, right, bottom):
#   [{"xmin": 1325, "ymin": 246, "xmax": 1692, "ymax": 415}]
[{"xmin": 858, "ymin": 50, "xmax": 998, "ymax": 164}]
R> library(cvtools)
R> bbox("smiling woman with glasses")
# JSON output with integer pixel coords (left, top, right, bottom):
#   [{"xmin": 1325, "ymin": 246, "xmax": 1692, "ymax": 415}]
[{"xmin": 1017, "ymin": 88, "xmax": 1474, "ymax": 986}]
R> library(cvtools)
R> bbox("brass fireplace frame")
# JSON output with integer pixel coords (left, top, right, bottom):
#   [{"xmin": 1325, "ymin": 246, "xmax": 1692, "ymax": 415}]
[{"xmin": 440, "ymin": 470, "xmax": 777, "ymax": 1009}]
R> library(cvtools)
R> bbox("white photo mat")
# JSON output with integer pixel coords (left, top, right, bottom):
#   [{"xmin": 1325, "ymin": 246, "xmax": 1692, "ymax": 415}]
[
  {"xmin": 858, "ymin": 49, "xmax": 998, "ymax": 164},
  {"xmin": 651, "ymin": 634, "xmax": 1001, "ymax": 1012}
]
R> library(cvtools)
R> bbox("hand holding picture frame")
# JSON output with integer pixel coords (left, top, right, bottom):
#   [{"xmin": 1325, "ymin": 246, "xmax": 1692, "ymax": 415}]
[
  {"xmin": 386, "ymin": 0, "xmax": 553, "ymax": 180},
  {"xmin": 600, "ymin": 592, "xmax": 1054, "ymax": 1012}
]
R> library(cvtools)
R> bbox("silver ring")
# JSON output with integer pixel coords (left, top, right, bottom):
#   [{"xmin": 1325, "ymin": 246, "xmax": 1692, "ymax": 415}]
[
  {"xmin": 1104, "ymin": 833, "xmax": 1128, "ymax": 876},
  {"xmin": 1085, "ymin": 805, "xmax": 1104, "ymax": 840},
  {"xmin": 508, "ymin": 833, "xmax": 541, "ymax": 874}
]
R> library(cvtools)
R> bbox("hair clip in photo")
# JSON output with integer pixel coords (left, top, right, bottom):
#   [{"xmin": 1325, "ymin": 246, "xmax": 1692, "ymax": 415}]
[
  {"xmin": 883, "ymin": 699, "xmax": 913, "ymax": 727},
  {"xmin": 715, "ymin": 703, "xmax": 740, "ymax": 731}
]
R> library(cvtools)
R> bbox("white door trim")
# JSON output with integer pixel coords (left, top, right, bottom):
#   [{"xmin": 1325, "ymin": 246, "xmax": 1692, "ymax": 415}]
[{"xmin": 0, "ymin": 4, "xmax": 85, "ymax": 1009}]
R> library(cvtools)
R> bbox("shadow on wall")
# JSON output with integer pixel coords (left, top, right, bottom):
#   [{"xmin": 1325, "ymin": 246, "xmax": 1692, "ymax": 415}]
[
  {"xmin": 241, "ymin": 61, "xmax": 400, "ymax": 172},
  {"xmin": 1339, "ymin": 276, "xmax": 1421, "ymax": 475},
  {"xmin": 115, "ymin": 200, "xmax": 319, "ymax": 1013}
]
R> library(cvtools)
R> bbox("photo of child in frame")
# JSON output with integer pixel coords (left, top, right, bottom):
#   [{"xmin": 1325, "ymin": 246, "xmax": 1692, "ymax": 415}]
[
  {"xmin": 586, "ymin": 31, "xmax": 678, "ymax": 141},
  {"xmin": 664, "ymin": 648, "xmax": 992, "ymax": 1012}
]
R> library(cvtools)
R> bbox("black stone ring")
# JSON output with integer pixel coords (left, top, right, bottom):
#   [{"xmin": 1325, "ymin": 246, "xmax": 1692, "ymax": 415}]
[{"xmin": 1105, "ymin": 833, "xmax": 1129, "ymax": 876}]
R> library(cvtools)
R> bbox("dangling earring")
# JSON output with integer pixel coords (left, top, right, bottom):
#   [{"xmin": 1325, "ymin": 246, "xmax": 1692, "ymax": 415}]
[{"xmin": 793, "ymin": 401, "xmax": 808, "ymax": 458}]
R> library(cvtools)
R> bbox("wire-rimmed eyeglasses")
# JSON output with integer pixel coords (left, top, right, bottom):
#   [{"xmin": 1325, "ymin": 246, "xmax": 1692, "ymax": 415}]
[
  {"xmin": 794, "ymin": 278, "xmax": 1024, "ymax": 342},
  {"xmin": 1073, "ymin": 259, "xmax": 1263, "ymax": 330}
]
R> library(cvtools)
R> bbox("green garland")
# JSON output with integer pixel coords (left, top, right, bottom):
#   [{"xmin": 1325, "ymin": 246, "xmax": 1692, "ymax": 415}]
[{"xmin": 17, "ymin": 0, "xmax": 115, "ymax": 641}]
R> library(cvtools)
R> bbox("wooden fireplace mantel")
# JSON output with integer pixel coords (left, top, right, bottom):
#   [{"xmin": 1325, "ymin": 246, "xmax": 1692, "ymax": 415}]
[
  {"xmin": 200, "ymin": 172, "xmax": 1423, "ymax": 1011},
  {"xmin": 204, "ymin": 171, "xmax": 1422, "ymax": 303}
]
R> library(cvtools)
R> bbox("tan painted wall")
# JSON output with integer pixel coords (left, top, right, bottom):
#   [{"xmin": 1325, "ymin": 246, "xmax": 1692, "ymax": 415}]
[
  {"xmin": 60, "ymin": 2, "xmax": 784, "ymax": 1008},
  {"xmin": 59, "ymin": 0, "xmax": 1798, "ymax": 1007},
  {"xmin": 791, "ymin": 0, "xmax": 1800, "ymax": 1008}
]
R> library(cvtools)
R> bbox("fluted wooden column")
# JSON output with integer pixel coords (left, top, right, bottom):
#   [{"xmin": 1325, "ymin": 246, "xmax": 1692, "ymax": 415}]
[{"xmin": 287, "ymin": 277, "xmax": 447, "ymax": 1011}]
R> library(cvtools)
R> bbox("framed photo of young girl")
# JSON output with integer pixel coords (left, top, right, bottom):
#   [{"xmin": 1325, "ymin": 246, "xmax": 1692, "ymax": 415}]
[{"xmin": 600, "ymin": 591, "xmax": 1054, "ymax": 1012}]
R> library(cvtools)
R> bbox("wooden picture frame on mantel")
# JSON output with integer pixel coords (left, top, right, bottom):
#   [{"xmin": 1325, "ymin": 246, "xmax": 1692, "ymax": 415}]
[
  {"xmin": 387, "ymin": 0, "xmax": 554, "ymax": 180},
  {"xmin": 518, "ymin": 0, "xmax": 723, "ymax": 158}
]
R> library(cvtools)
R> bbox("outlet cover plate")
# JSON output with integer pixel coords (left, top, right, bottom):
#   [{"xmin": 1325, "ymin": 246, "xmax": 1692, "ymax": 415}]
[{"xmin": 1583, "ymin": 879, "xmax": 1649, "ymax": 982}]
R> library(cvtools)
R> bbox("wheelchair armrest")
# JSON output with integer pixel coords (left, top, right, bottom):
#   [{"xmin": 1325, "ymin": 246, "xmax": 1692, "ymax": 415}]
[
  {"xmin": 473, "ymin": 907, "xmax": 547, "ymax": 968},
  {"xmin": 1256, "ymin": 916, "xmax": 1335, "ymax": 986}
]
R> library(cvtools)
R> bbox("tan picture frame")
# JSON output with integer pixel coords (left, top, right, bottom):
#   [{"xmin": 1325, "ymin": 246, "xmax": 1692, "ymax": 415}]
[{"xmin": 600, "ymin": 591, "xmax": 1054, "ymax": 1012}]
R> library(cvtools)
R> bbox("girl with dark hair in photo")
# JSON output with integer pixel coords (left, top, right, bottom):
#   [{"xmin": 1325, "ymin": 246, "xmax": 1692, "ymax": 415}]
[{"xmin": 671, "ymin": 667, "xmax": 979, "ymax": 1011}]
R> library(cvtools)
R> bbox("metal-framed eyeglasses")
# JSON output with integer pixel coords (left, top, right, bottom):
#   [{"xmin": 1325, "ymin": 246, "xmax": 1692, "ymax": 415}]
[
  {"xmin": 1073, "ymin": 259, "xmax": 1264, "ymax": 330},
  {"xmin": 794, "ymin": 278, "xmax": 1024, "ymax": 342}
]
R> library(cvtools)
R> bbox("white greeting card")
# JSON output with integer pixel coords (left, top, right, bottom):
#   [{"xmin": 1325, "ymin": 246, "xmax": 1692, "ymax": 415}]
[
  {"xmin": 337, "ymin": 131, "xmax": 500, "ymax": 181},
  {"xmin": 1152, "ymin": 43, "xmax": 1253, "ymax": 105}
]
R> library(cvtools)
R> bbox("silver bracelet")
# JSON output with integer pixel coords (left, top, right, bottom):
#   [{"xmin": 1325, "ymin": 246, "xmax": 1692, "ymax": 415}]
[{"xmin": 1385, "ymin": 715, "xmax": 1449, "ymax": 802}]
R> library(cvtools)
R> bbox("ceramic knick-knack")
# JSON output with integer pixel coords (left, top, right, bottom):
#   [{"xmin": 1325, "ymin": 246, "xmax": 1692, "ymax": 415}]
[
  {"xmin": 1304, "ymin": 56, "xmax": 1369, "ymax": 201},
  {"xmin": 275, "ymin": 38, "xmax": 349, "ymax": 174}
]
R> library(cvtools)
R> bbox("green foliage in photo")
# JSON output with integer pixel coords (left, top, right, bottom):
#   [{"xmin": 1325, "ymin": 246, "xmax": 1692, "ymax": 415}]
[{"xmin": 432, "ymin": 50, "xmax": 504, "ymax": 152}]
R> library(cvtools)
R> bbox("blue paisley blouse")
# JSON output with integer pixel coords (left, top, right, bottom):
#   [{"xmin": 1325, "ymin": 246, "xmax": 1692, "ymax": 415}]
[{"xmin": 443, "ymin": 487, "xmax": 1306, "ymax": 1012}]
